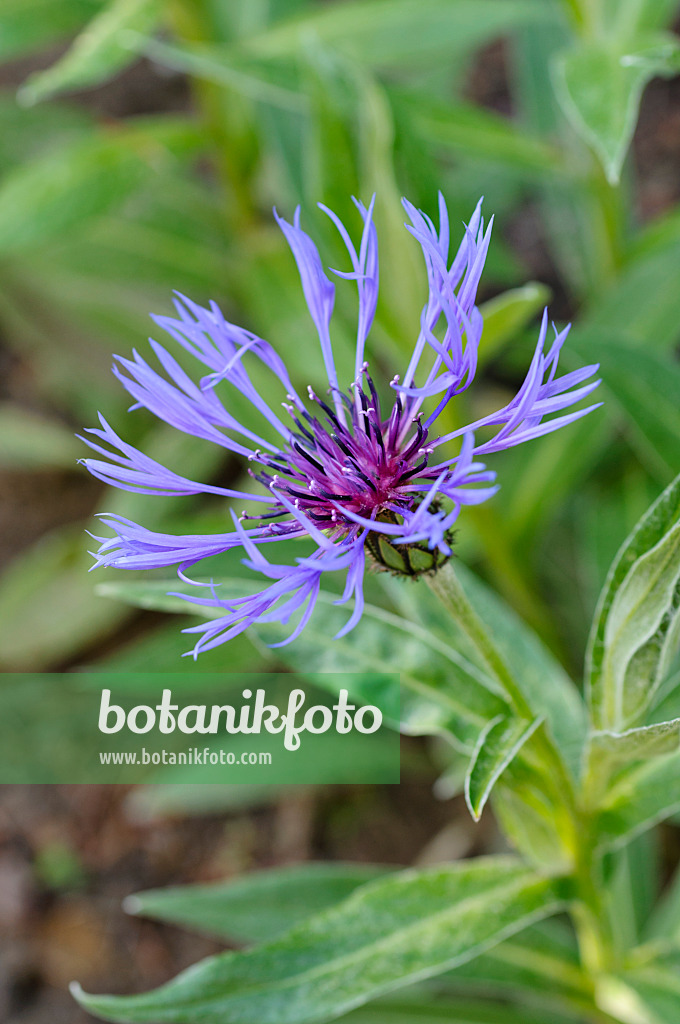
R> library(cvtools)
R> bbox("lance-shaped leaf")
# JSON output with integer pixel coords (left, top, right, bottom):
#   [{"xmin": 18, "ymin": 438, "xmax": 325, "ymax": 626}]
[
  {"xmin": 240, "ymin": 0, "xmax": 556, "ymax": 70},
  {"xmin": 587, "ymin": 472, "xmax": 680, "ymax": 731},
  {"xmin": 465, "ymin": 714, "xmax": 543, "ymax": 820},
  {"xmin": 18, "ymin": 0, "xmax": 163, "ymax": 106},
  {"xmin": 73, "ymin": 857, "xmax": 567, "ymax": 1024},
  {"xmin": 552, "ymin": 32, "xmax": 680, "ymax": 185},
  {"xmin": 126, "ymin": 863, "xmax": 392, "ymax": 944}
]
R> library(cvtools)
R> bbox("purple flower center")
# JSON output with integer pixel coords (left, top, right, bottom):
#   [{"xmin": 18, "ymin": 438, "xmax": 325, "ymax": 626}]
[{"xmin": 246, "ymin": 366, "xmax": 434, "ymax": 540}]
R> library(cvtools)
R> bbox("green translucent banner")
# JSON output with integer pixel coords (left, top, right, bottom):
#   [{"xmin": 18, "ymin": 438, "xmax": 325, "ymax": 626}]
[{"xmin": 0, "ymin": 673, "xmax": 400, "ymax": 784}]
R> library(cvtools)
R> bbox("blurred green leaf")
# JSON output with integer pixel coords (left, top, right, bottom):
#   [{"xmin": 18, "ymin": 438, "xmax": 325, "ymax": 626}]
[
  {"xmin": 587, "ymin": 471, "xmax": 680, "ymax": 732},
  {"xmin": 0, "ymin": 403, "xmax": 81, "ymax": 469},
  {"xmin": 127, "ymin": 864, "xmax": 392, "ymax": 943},
  {"xmin": 575, "ymin": 332, "xmax": 680, "ymax": 481},
  {"xmin": 552, "ymin": 32, "xmax": 680, "ymax": 185},
  {"xmin": 600, "ymin": 957, "xmax": 680, "ymax": 1022},
  {"xmin": 591, "ymin": 210, "xmax": 680, "ymax": 355},
  {"xmin": 0, "ymin": 118, "xmax": 202, "ymax": 254},
  {"xmin": 494, "ymin": 779, "xmax": 573, "ymax": 869},
  {"xmin": 301, "ymin": 46, "xmax": 361, "ymax": 211},
  {"xmin": 0, "ymin": 96, "xmax": 93, "ymax": 168},
  {"xmin": 465, "ymin": 714, "xmax": 543, "ymax": 821},
  {"xmin": 0, "ymin": 525, "xmax": 130, "ymax": 671},
  {"xmin": 73, "ymin": 857, "xmax": 566, "ymax": 1024},
  {"xmin": 336, "ymin": 997, "xmax": 586, "ymax": 1024},
  {"xmin": 644, "ymin": 860, "xmax": 680, "ymax": 945},
  {"xmin": 393, "ymin": 88, "xmax": 564, "ymax": 176},
  {"xmin": 132, "ymin": 35, "xmax": 306, "ymax": 110},
  {"xmin": 607, "ymin": 0, "xmax": 680, "ymax": 33},
  {"xmin": 477, "ymin": 284, "xmax": 551, "ymax": 368},
  {"xmin": 0, "ymin": 0, "xmax": 102, "ymax": 62},
  {"xmin": 241, "ymin": 0, "xmax": 557, "ymax": 70},
  {"xmin": 605, "ymin": 831, "xmax": 660, "ymax": 951},
  {"xmin": 18, "ymin": 0, "xmax": 163, "ymax": 106},
  {"xmin": 0, "ymin": 425, "xmax": 224, "ymax": 669}
]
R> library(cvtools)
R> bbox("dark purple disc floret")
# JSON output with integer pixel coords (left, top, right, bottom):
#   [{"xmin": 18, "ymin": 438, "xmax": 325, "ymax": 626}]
[{"xmin": 81, "ymin": 194, "xmax": 601, "ymax": 655}]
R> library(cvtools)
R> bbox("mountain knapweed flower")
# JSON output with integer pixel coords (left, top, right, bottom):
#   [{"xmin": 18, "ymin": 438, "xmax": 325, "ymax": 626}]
[{"xmin": 82, "ymin": 195, "xmax": 600, "ymax": 655}]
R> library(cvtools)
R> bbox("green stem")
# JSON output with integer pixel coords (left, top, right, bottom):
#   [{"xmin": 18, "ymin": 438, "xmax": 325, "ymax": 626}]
[
  {"xmin": 427, "ymin": 562, "xmax": 616, "ymax": 976},
  {"xmin": 572, "ymin": 818, "xmax": 616, "ymax": 975},
  {"xmin": 427, "ymin": 561, "xmax": 533, "ymax": 718},
  {"xmin": 427, "ymin": 562, "xmax": 579, "ymax": 822}
]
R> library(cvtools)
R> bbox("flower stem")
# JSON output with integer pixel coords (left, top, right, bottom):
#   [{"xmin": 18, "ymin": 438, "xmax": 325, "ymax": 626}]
[
  {"xmin": 427, "ymin": 561, "xmax": 534, "ymax": 719},
  {"xmin": 427, "ymin": 562, "xmax": 616, "ymax": 975}
]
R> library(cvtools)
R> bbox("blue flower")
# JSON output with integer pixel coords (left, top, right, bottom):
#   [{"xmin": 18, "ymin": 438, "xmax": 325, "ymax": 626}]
[{"xmin": 82, "ymin": 195, "xmax": 600, "ymax": 656}]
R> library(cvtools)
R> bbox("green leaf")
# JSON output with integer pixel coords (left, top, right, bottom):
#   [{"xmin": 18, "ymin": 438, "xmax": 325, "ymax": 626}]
[
  {"xmin": 446, "ymin": 919, "xmax": 592, "ymax": 1015},
  {"xmin": 128, "ymin": 35, "xmax": 306, "ymax": 110},
  {"xmin": 552, "ymin": 32, "xmax": 680, "ymax": 185},
  {"xmin": 0, "ymin": 526, "xmax": 130, "ymax": 672},
  {"xmin": 597, "ymin": 747, "xmax": 680, "ymax": 850},
  {"xmin": 392, "ymin": 88, "xmax": 563, "ymax": 176},
  {"xmin": 599, "ymin": 958, "xmax": 680, "ymax": 1023},
  {"xmin": 18, "ymin": 0, "xmax": 163, "ymax": 106},
  {"xmin": 587, "ymin": 472, "xmax": 680, "ymax": 731},
  {"xmin": 584, "ymin": 334, "xmax": 680, "ymax": 480},
  {"xmin": 73, "ymin": 857, "xmax": 567, "ymax": 1024},
  {"xmin": 588, "ymin": 719, "xmax": 680, "ymax": 771},
  {"xmin": 0, "ymin": 0, "xmax": 101, "ymax": 62},
  {"xmin": 338, "ymin": 996, "xmax": 586, "ymax": 1024},
  {"xmin": 644, "ymin": 861, "xmax": 680, "ymax": 944},
  {"xmin": 465, "ymin": 714, "xmax": 543, "ymax": 820},
  {"xmin": 493, "ymin": 780, "xmax": 574, "ymax": 869},
  {"xmin": 605, "ymin": 831, "xmax": 660, "ymax": 950},
  {"xmin": 476, "ymin": 284, "xmax": 551, "ymax": 368},
  {"xmin": 241, "ymin": 0, "xmax": 557, "ymax": 70},
  {"xmin": 0, "ymin": 118, "xmax": 201, "ymax": 254},
  {"xmin": 0, "ymin": 404, "xmax": 81, "ymax": 469},
  {"xmin": 126, "ymin": 863, "xmax": 392, "ymax": 943},
  {"xmin": 610, "ymin": 0, "xmax": 680, "ymax": 33}
]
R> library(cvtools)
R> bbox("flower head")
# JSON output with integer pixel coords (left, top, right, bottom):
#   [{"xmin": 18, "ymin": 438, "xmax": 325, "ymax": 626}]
[{"xmin": 82, "ymin": 195, "xmax": 600, "ymax": 656}]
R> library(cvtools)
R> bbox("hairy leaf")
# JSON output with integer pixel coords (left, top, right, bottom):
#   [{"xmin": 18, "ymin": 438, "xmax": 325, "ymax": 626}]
[
  {"xmin": 73, "ymin": 857, "xmax": 566, "ymax": 1024},
  {"xmin": 597, "ymin": 748, "xmax": 680, "ymax": 849},
  {"xmin": 126, "ymin": 863, "xmax": 392, "ymax": 943},
  {"xmin": 465, "ymin": 715, "xmax": 543, "ymax": 820},
  {"xmin": 587, "ymin": 472, "xmax": 680, "ymax": 731},
  {"xmin": 588, "ymin": 719, "xmax": 680, "ymax": 774},
  {"xmin": 552, "ymin": 32, "xmax": 680, "ymax": 184}
]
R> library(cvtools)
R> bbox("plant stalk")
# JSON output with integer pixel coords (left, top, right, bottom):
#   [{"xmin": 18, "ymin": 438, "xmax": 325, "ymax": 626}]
[{"xmin": 427, "ymin": 561, "xmax": 616, "ymax": 975}]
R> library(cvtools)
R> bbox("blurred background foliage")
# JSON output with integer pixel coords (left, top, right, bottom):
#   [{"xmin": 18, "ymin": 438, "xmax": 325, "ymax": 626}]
[{"xmin": 0, "ymin": 0, "xmax": 679, "ymax": 687}]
